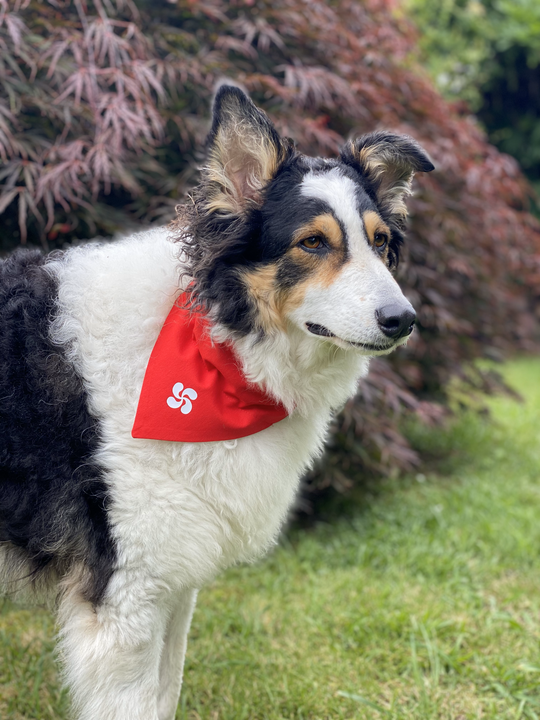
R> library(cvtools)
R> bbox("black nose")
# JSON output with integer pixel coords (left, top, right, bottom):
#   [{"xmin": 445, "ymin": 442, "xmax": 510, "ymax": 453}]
[{"xmin": 376, "ymin": 303, "xmax": 416, "ymax": 339}]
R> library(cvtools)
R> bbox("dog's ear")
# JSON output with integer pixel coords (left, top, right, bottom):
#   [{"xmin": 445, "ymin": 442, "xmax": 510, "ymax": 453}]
[
  {"xmin": 204, "ymin": 86, "xmax": 292, "ymax": 215},
  {"xmin": 340, "ymin": 132, "xmax": 434, "ymax": 228}
]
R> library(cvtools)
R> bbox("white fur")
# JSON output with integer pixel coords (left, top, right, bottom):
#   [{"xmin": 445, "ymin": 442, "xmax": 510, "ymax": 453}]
[
  {"xmin": 290, "ymin": 168, "xmax": 413, "ymax": 352},
  {"xmin": 45, "ymin": 227, "xmax": 368, "ymax": 720}
]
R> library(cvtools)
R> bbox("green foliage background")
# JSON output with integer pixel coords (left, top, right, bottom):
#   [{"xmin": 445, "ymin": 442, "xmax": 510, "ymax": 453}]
[{"xmin": 405, "ymin": 0, "xmax": 540, "ymax": 193}]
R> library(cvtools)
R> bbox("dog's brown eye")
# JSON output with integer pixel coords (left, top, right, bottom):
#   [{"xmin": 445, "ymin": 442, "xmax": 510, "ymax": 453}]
[
  {"xmin": 301, "ymin": 236, "xmax": 323, "ymax": 250},
  {"xmin": 374, "ymin": 232, "xmax": 388, "ymax": 249}
]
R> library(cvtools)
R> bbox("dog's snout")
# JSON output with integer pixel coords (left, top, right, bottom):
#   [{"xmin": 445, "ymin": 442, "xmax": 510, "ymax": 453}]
[{"xmin": 376, "ymin": 303, "xmax": 416, "ymax": 340}]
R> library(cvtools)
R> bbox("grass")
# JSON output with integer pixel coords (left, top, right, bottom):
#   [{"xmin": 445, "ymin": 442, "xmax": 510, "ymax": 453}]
[{"xmin": 1, "ymin": 357, "xmax": 540, "ymax": 719}]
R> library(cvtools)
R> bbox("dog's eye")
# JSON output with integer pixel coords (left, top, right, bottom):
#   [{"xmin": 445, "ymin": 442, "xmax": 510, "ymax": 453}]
[
  {"xmin": 374, "ymin": 232, "xmax": 388, "ymax": 249},
  {"xmin": 300, "ymin": 236, "xmax": 323, "ymax": 250}
]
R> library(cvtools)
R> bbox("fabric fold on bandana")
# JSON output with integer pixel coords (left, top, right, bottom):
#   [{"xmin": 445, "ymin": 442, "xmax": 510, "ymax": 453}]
[{"xmin": 132, "ymin": 294, "xmax": 288, "ymax": 442}]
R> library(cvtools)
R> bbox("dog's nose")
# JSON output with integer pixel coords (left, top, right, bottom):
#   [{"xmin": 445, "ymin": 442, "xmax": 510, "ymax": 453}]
[{"xmin": 376, "ymin": 303, "xmax": 416, "ymax": 339}]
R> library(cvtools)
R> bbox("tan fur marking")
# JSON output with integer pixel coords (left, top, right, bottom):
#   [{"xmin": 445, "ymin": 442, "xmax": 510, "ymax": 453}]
[
  {"xmin": 362, "ymin": 210, "xmax": 390, "ymax": 245},
  {"xmin": 290, "ymin": 213, "xmax": 348, "ymax": 291},
  {"xmin": 242, "ymin": 264, "xmax": 282, "ymax": 332},
  {"xmin": 355, "ymin": 142, "xmax": 395, "ymax": 179},
  {"xmin": 244, "ymin": 262, "xmax": 313, "ymax": 332},
  {"xmin": 357, "ymin": 144, "xmax": 378, "ymax": 169},
  {"xmin": 277, "ymin": 279, "xmax": 312, "ymax": 317},
  {"xmin": 292, "ymin": 213, "xmax": 343, "ymax": 250},
  {"xmin": 363, "ymin": 210, "xmax": 391, "ymax": 264},
  {"xmin": 255, "ymin": 214, "xmax": 347, "ymax": 321}
]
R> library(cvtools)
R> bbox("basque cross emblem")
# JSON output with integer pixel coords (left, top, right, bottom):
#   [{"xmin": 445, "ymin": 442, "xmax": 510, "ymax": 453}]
[{"xmin": 166, "ymin": 382, "xmax": 198, "ymax": 414}]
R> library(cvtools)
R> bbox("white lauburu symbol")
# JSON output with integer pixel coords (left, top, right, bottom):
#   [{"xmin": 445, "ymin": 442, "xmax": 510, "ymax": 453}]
[{"xmin": 166, "ymin": 382, "xmax": 198, "ymax": 414}]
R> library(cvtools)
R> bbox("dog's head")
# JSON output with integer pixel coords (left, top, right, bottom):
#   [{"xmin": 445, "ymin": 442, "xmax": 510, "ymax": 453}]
[{"xmin": 180, "ymin": 85, "xmax": 434, "ymax": 356}]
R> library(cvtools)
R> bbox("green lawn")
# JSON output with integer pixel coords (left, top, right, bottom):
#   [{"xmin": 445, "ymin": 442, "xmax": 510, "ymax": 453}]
[{"xmin": 1, "ymin": 358, "xmax": 540, "ymax": 720}]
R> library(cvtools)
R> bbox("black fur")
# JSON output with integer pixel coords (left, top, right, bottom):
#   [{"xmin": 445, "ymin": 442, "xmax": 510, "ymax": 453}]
[{"xmin": 0, "ymin": 250, "xmax": 115, "ymax": 605}]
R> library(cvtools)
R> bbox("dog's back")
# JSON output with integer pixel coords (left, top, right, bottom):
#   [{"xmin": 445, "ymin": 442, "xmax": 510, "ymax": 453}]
[{"xmin": 0, "ymin": 249, "xmax": 115, "ymax": 603}]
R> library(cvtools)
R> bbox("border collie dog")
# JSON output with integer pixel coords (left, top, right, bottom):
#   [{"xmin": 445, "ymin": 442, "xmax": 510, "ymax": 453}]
[{"xmin": 0, "ymin": 86, "xmax": 433, "ymax": 719}]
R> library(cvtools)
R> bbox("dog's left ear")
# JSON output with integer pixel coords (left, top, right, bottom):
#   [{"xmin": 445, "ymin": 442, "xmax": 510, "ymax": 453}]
[
  {"xmin": 340, "ymin": 132, "xmax": 434, "ymax": 228},
  {"xmin": 203, "ymin": 86, "xmax": 293, "ymax": 216}
]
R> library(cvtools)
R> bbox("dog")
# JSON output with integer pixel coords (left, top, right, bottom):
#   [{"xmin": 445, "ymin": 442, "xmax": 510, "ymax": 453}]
[{"xmin": 0, "ymin": 85, "xmax": 433, "ymax": 720}]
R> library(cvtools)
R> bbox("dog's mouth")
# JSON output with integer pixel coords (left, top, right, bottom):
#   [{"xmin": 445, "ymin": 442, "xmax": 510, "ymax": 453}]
[
  {"xmin": 306, "ymin": 322, "xmax": 334, "ymax": 338},
  {"xmin": 305, "ymin": 322, "xmax": 396, "ymax": 353}
]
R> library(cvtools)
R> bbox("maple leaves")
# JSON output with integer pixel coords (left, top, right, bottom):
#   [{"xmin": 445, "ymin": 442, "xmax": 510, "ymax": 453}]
[{"xmin": 0, "ymin": 0, "xmax": 539, "ymax": 497}]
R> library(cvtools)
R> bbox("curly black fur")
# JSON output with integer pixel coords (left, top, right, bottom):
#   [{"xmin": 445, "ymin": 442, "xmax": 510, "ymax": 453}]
[{"xmin": 0, "ymin": 250, "xmax": 115, "ymax": 605}]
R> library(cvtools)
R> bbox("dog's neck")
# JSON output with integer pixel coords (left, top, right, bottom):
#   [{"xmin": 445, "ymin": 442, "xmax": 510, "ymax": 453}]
[{"xmin": 210, "ymin": 320, "xmax": 369, "ymax": 416}]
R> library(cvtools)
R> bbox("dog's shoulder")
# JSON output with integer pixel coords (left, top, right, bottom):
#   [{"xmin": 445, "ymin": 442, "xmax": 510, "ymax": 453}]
[
  {"xmin": 50, "ymin": 226, "xmax": 180, "ymax": 321},
  {"xmin": 46, "ymin": 225, "xmax": 185, "ymax": 428},
  {"xmin": 49, "ymin": 226, "xmax": 181, "ymax": 361}
]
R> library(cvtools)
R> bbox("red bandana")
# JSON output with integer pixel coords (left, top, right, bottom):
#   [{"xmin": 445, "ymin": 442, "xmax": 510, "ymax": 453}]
[{"xmin": 132, "ymin": 295, "xmax": 288, "ymax": 443}]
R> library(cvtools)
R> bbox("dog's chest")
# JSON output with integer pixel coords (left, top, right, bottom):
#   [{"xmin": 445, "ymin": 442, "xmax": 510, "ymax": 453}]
[
  {"xmin": 157, "ymin": 409, "xmax": 329, "ymax": 567},
  {"xmin": 102, "ymin": 408, "xmax": 331, "ymax": 590},
  {"xmin": 49, "ymin": 233, "xmax": 340, "ymax": 586}
]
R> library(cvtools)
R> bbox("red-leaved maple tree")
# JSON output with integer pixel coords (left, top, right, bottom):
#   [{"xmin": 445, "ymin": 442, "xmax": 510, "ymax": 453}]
[{"xmin": 1, "ymin": 0, "xmax": 539, "ymax": 500}]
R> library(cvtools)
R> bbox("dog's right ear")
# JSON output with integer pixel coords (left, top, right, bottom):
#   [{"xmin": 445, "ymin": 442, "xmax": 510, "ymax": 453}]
[{"xmin": 203, "ymin": 86, "xmax": 292, "ymax": 216}]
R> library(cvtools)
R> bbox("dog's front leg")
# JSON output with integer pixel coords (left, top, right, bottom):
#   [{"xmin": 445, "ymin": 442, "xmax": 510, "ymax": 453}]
[
  {"xmin": 157, "ymin": 588, "xmax": 198, "ymax": 720},
  {"xmin": 58, "ymin": 578, "xmax": 169, "ymax": 720}
]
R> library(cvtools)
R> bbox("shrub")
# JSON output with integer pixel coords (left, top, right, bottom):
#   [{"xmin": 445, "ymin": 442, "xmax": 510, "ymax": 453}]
[
  {"xmin": 404, "ymin": 0, "xmax": 540, "ymax": 194},
  {"xmin": 1, "ymin": 0, "xmax": 539, "ymax": 503}
]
